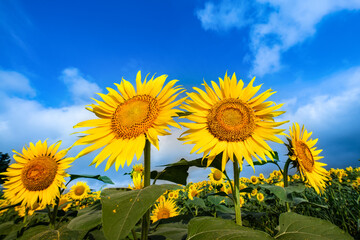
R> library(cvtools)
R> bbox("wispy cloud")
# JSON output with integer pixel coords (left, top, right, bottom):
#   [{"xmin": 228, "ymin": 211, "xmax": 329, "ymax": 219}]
[
  {"xmin": 60, "ymin": 68, "xmax": 102, "ymax": 104},
  {"xmin": 0, "ymin": 70, "xmax": 36, "ymax": 97},
  {"xmin": 196, "ymin": 0, "xmax": 252, "ymax": 31},
  {"xmin": 196, "ymin": 0, "xmax": 360, "ymax": 76}
]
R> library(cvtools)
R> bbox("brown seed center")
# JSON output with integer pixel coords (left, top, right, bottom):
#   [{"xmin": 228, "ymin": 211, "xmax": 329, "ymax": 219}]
[
  {"xmin": 21, "ymin": 156, "xmax": 58, "ymax": 191},
  {"xmin": 213, "ymin": 170, "xmax": 223, "ymax": 181},
  {"xmin": 75, "ymin": 186, "xmax": 86, "ymax": 196},
  {"xmin": 157, "ymin": 208, "xmax": 171, "ymax": 220},
  {"xmin": 207, "ymin": 98, "xmax": 255, "ymax": 141},
  {"xmin": 111, "ymin": 95, "xmax": 159, "ymax": 139},
  {"xmin": 295, "ymin": 141, "xmax": 314, "ymax": 172}
]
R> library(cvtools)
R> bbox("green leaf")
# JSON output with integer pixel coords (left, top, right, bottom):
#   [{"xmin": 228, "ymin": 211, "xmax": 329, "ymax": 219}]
[
  {"xmin": 275, "ymin": 212, "xmax": 353, "ymax": 240},
  {"xmin": 88, "ymin": 230, "xmax": 107, "ymax": 240},
  {"xmin": 186, "ymin": 197, "xmax": 207, "ymax": 210},
  {"xmin": 150, "ymin": 223, "xmax": 188, "ymax": 240},
  {"xmin": 22, "ymin": 226, "xmax": 84, "ymax": 240},
  {"xmin": 101, "ymin": 184, "xmax": 180, "ymax": 240},
  {"xmin": 187, "ymin": 217, "xmax": 274, "ymax": 240},
  {"xmin": 259, "ymin": 185, "xmax": 287, "ymax": 201},
  {"xmin": 69, "ymin": 174, "xmax": 114, "ymax": 184},
  {"xmin": 215, "ymin": 205, "xmax": 235, "ymax": 214},
  {"xmin": 67, "ymin": 209, "xmax": 102, "ymax": 231},
  {"xmin": 291, "ymin": 197, "xmax": 328, "ymax": 208},
  {"xmin": 284, "ymin": 183, "xmax": 305, "ymax": 194},
  {"xmin": 151, "ymin": 164, "xmax": 189, "ymax": 185},
  {"xmin": 162, "ymin": 154, "xmax": 224, "ymax": 172},
  {"xmin": 0, "ymin": 221, "xmax": 14, "ymax": 235},
  {"xmin": 176, "ymin": 111, "xmax": 192, "ymax": 117}
]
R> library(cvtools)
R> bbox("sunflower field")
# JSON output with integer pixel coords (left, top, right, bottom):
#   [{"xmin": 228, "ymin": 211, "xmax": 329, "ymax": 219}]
[{"xmin": 0, "ymin": 72, "xmax": 359, "ymax": 240}]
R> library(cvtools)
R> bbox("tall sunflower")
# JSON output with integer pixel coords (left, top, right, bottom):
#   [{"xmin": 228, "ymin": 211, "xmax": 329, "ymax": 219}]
[
  {"xmin": 179, "ymin": 72, "xmax": 287, "ymax": 171},
  {"xmin": 286, "ymin": 123, "xmax": 327, "ymax": 194},
  {"xmin": 73, "ymin": 71, "xmax": 184, "ymax": 171},
  {"xmin": 2, "ymin": 140, "xmax": 73, "ymax": 207}
]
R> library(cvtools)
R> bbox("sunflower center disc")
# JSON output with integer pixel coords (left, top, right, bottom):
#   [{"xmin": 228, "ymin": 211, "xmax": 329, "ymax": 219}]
[
  {"xmin": 75, "ymin": 186, "xmax": 85, "ymax": 196},
  {"xmin": 207, "ymin": 98, "xmax": 255, "ymax": 141},
  {"xmin": 296, "ymin": 141, "xmax": 314, "ymax": 172},
  {"xmin": 213, "ymin": 170, "xmax": 223, "ymax": 181},
  {"xmin": 21, "ymin": 156, "xmax": 58, "ymax": 191},
  {"xmin": 111, "ymin": 95, "xmax": 159, "ymax": 139},
  {"xmin": 158, "ymin": 208, "xmax": 171, "ymax": 220}
]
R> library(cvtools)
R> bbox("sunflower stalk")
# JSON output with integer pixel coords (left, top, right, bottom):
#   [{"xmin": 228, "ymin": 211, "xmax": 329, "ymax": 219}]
[
  {"xmin": 283, "ymin": 158, "xmax": 292, "ymax": 212},
  {"xmin": 232, "ymin": 158, "xmax": 242, "ymax": 226},
  {"xmin": 141, "ymin": 139, "xmax": 151, "ymax": 240}
]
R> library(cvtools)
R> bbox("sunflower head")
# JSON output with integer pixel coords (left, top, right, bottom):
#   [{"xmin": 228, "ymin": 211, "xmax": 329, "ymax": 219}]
[
  {"xmin": 257, "ymin": 193, "xmax": 264, "ymax": 202},
  {"xmin": 70, "ymin": 181, "xmax": 90, "ymax": 200},
  {"xmin": 2, "ymin": 140, "xmax": 73, "ymax": 207},
  {"xmin": 73, "ymin": 71, "xmax": 185, "ymax": 171},
  {"xmin": 180, "ymin": 72, "xmax": 287, "ymax": 171},
  {"xmin": 286, "ymin": 123, "xmax": 327, "ymax": 194},
  {"xmin": 150, "ymin": 199, "xmax": 179, "ymax": 223},
  {"xmin": 208, "ymin": 168, "xmax": 225, "ymax": 185}
]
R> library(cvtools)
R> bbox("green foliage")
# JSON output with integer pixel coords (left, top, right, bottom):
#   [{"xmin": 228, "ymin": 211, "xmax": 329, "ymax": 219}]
[
  {"xmin": 101, "ymin": 184, "xmax": 180, "ymax": 240},
  {"xmin": 149, "ymin": 223, "xmax": 187, "ymax": 240},
  {"xmin": 69, "ymin": 174, "xmax": 114, "ymax": 185},
  {"xmin": 0, "ymin": 152, "xmax": 10, "ymax": 184},
  {"xmin": 275, "ymin": 212, "xmax": 353, "ymax": 240},
  {"xmin": 187, "ymin": 216, "xmax": 274, "ymax": 240}
]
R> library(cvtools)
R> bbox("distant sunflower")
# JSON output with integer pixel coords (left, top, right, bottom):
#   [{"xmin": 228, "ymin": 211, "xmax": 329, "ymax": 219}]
[
  {"xmin": 150, "ymin": 199, "xmax": 179, "ymax": 223},
  {"xmin": 180, "ymin": 72, "xmax": 287, "ymax": 171},
  {"xmin": 2, "ymin": 140, "xmax": 73, "ymax": 207},
  {"xmin": 208, "ymin": 168, "xmax": 225, "ymax": 185},
  {"xmin": 129, "ymin": 173, "xmax": 144, "ymax": 190},
  {"xmin": 70, "ymin": 182, "xmax": 90, "ymax": 200},
  {"xmin": 286, "ymin": 123, "xmax": 327, "ymax": 194},
  {"xmin": 73, "ymin": 71, "xmax": 184, "ymax": 171}
]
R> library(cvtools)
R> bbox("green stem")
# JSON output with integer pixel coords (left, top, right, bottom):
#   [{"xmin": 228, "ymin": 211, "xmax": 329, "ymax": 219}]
[
  {"xmin": 283, "ymin": 158, "xmax": 292, "ymax": 212},
  {"xmin": 223, "ymin": 170, "xmax": 234, "ymax": 202},
  {"xmin": 141, "ymin": 139, "xmax": 151, "ymax": 240},
  {"xmin": 232, "ymin": 158, "xmax": 242, "ymax": 226}
]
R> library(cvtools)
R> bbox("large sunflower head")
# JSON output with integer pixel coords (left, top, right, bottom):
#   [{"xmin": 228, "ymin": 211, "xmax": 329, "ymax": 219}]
[
  {"xmin": 73, "ymin": 71, "xmax": 185, "ymax": 171},
  {"xmin": 286, "ymin": 123, "xmax": 327, "ymax": 194},
  {"xmin": 179, "ymin": 72, "xmax": 287, "ymax": 171},
  {"xmin": 2, "ymin": 140, "xmax": 73, "ymax": 208},
  {"xmin": 150, "ymin": 198, "xmax": 179, "ymax": 223},
  {"xmin": 69, "ymin": 181, "xmax": 90, "ymax": 200}
]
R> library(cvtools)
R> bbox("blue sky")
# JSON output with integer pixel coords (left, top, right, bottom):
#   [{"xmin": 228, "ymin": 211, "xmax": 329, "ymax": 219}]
[{"xmin": 1, "ymin": 0, "xmax": 360, "ymax": 190}]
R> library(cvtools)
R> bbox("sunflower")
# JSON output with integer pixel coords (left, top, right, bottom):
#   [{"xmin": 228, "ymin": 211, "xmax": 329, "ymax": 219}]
[
  {"xmin": 286, "ymin": 123, "xmax": 327, "ymax": 194},
  {"xmin": 69, "ymin": 182, "xmax": 90, "ymax": 200},
  {"xmin": 2, "ymin": 140, "xmax": 73, "ymax": 207},
  {"xmin": 129, "ymin": 173, "xmax": 144, "ymax": 190},
  {"xmin": 208, "ymin": 168, "xmax": 225, "ymax": 185},
  {"xmin": 188, "ymin": 185, "xmax": 203, "ymax": 200},
  {"xmin": 179, "ymin": 72, "xmax": 287, "ymax": 171},
  {"xmin": 131, "ymin": 163, "xmax": 144, "ymax": 178},
  {"xmin": 150, "ymin": 199, "xmax": 179, "ymax": 223},
  {"xmin": 73, "ymin": 71, "xmax": 184, "ymax": 171},
  {"xmin": 257, "ymin": 192, "xmax": 264, "ymax": 202},
  {"xmin": 250, "ymin": 176, "xmax": 258, "ymax": 185}
]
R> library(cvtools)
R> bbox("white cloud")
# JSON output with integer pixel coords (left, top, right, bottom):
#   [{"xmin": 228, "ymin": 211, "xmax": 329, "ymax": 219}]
[
  {"xmin": 196, "ymin": 0, "xmax": 360, "ymax": 76},
  {"xmin": 0, "ymin": 70, "xmax": 36, "ymax": 97},
  {"xmin": 60, "ymin": 68, "xmax": 102, "ymax": 104},
  {"xmin": 196, "ymin": 0, "xmax": 250, "ymax": 31}
]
